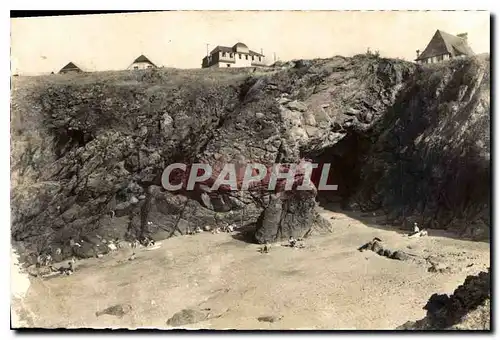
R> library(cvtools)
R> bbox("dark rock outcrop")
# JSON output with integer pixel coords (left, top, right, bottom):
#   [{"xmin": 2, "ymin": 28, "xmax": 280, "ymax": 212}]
[
  {"xmin": 357, "ymin": 238, "xmax": 414, "ymax": 261},
  {"xmin": 397, "ymin": 268, "xmax": 490, "ymax": 330},
  {"xmin": 351, "ymin": 55, "xmax": 490, "ymax": 238}
]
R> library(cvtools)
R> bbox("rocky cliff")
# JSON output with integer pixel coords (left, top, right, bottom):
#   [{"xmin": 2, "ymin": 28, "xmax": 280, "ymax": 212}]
[
  {"xmin": 11, "ymin": 54, "xmax": 490, "ymax": 263},
  {"xmin": 351, "ymin": 55, "xmax": 490, "ymax": 239}
]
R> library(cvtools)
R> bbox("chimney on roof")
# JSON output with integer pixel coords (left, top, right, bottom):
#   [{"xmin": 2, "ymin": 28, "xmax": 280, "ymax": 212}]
[
  {"xmin": 416, "ymin": 49, "xmax": 420, "ymax": 58},
  {"xmin": 457, "ymin": 33, "xmax": 468, "ymax": 42}
]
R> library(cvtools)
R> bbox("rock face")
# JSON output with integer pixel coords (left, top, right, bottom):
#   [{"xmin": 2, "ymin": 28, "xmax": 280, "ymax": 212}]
[
  {"xmin": 397, "ymin": 268, "xmax": 490, "ymax": 330},
  {"xmin": 351, "ymin": 55, "xmax": 490, "ymax": 238},
  {"xmin": 11, "ymin": 54, "xmax": 490, "ymax": 262}
]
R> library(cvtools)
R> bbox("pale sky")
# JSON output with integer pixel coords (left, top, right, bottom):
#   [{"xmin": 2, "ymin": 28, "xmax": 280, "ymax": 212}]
[{"xmin": 11, "ymin": 11, "xmax": 490, "ymax": 75}]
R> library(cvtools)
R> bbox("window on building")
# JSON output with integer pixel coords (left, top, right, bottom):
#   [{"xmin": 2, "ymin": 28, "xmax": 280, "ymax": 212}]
[
  {"xmin": 252, "ymin": 56, "xmax": 254, "ymax": 61},
  {"xmin": 437, "ymin": 55, "xmax": 443, "ymax": 62},
  {"xmin": 227, "ymin": 64, "xmax": 231, "ymax": 67},
  {"xmin": 245, "ymin": 55, "xmax": 248, "ymax": 60},
  {"xmin": 134, "ymin": 66, "xmax": 139, "ymax": 70},
  {"xmin": 222, "ymin": 52, "xmax": 226, "ymax": 57},
  {"xmin": 259, "ymin": 57, "xmax": 262, "ymax": 61},
  {"xmin": 230, "ymin": 53, "xmax": 233, "ymax": 58},
  {"xmin": 239, "ymin": 54, "xmax": 242, "ymax": 59},
  {"xmin": 147, "ymin": 65, "xmax": 153, "ymax": 68}
]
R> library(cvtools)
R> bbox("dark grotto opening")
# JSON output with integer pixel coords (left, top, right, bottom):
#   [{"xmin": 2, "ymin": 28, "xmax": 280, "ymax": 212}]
[
  {"xmin": 304, "ymin": 132, "xmax": 371, "ymax": 211},
  {"xmin": 52, "ymin": 127, "xmax": 93, "ymax": 158}
]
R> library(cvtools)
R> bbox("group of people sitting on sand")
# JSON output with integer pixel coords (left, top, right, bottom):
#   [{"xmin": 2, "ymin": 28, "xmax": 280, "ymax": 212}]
[
  {"xmin": 187, "ymin": 223, "xmax": 236, "ymax": 235},
  {"xmin": 260, "ymin": 236, "xmax": 306, "ymax": 254},
  {"xmin": 31, "ymin": 233, "xmax": 159, "ymax": 276}
]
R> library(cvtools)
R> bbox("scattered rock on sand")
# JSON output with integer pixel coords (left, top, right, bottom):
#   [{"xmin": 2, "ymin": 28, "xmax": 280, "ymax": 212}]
[
  {"xmin": 383, "ymin": 249, "xmax": 393, "ymax": 258},
  {"xmin": 358, "ymin": 239, "xmax": 413, "ymax": 262},
  {"xmin": 257, "ymin": 315, "xmax": 283, "ymax": 323},
  {"xmin": 391, "ymin": 251, "xmax": 410, "ymax": 261},
  {"xmin": 166, "ymin": 308, "xmax": 212, "ymax": 327},
  {"xmin": 371, "ymin": 241, "xmax": 383, "ymax": 253},
  {"xmin": 428, "ymin": 263, "xmax": 454, "ymax": 274},
  {"xmin": 95, "ymin": 304, "xmax": 132, "ymax": 318}
]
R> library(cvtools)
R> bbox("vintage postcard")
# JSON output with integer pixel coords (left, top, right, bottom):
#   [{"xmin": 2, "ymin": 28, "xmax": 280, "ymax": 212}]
[{"xmin": 10, "ymin": 10, "xmax": 490, "ymax": 330}]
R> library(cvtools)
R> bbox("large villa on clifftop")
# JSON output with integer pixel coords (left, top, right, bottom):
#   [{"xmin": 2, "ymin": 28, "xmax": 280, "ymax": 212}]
[
  {"xmin": 202, "ymin": 42, "xmax": 266, "ymax": 68},
  {"xmin": 415, "ymin": 30, "xmax": 475, "ymax": 64}
]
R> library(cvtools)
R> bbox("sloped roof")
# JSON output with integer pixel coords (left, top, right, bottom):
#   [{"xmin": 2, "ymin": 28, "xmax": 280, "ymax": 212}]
[
  {"xmin": 59, "ymin": 62, "xmax": 82, "ymax": 73},
  {"xmin": 131, "ymin": 55, "xmax": 157, "ymax": 67},
  {"xmin": 416, "ymin": 30, "xmax": 475, "ymax": 61},
  {"xmin": 209, "ymin": 45, "xmax": 232, "ymax": 55},
  {"xmin": 209, "ymin": 45, "xmax": 264, "ymax": 57},
  {"xmin": 249, "ymin": 50, "xmax": 264, "ymax": 57}
]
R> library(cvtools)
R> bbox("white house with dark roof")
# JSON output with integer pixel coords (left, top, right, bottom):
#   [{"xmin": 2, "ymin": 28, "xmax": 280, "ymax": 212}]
[
  {"xmin": 128, "ymin": 54, "xmax": 157, "ymax": 70},
  {"xmin": 59, "ymin": 62, "xmax": 83, "ymax": 74},
  {"xmin": 415, "ymin": 30, "xmax": 475, "ymax": 64},
  {"xmin": 202, "ymin": 42, "xmax": 266, "ymax": 68}
]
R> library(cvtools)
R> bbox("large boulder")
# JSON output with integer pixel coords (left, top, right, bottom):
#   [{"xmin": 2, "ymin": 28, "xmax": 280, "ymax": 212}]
[{"xmin": 255, "ymin": 190, "xmax": 332, "ymax": 243}]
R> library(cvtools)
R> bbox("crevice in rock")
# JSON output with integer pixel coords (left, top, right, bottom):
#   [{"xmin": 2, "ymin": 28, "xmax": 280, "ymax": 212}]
[{"xmin": 52, "ymin": 128, "xmax": 94, "ymax": 158}]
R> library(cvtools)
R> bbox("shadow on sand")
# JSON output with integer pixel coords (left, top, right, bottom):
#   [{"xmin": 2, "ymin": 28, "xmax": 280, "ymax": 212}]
[
  {"xmin": 320, "ymin": 201, "xmax": 490, "ymax": 244},
  {"xmin": 229, "ymin": 199, "xmax": 489, "ymax": 246},
  {"xmin": 231, "ymin": 223, "xmax": 258, "ymax": 244}
]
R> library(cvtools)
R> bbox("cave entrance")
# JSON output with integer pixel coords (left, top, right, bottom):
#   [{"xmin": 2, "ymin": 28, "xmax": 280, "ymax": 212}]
[
  {"xmin": 53, "ymin": 128, "xmax": 93, "ymax": 158},
  {"xmin": 304, "ymin": 133, "xmax": 367, "ymax": 211}
]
